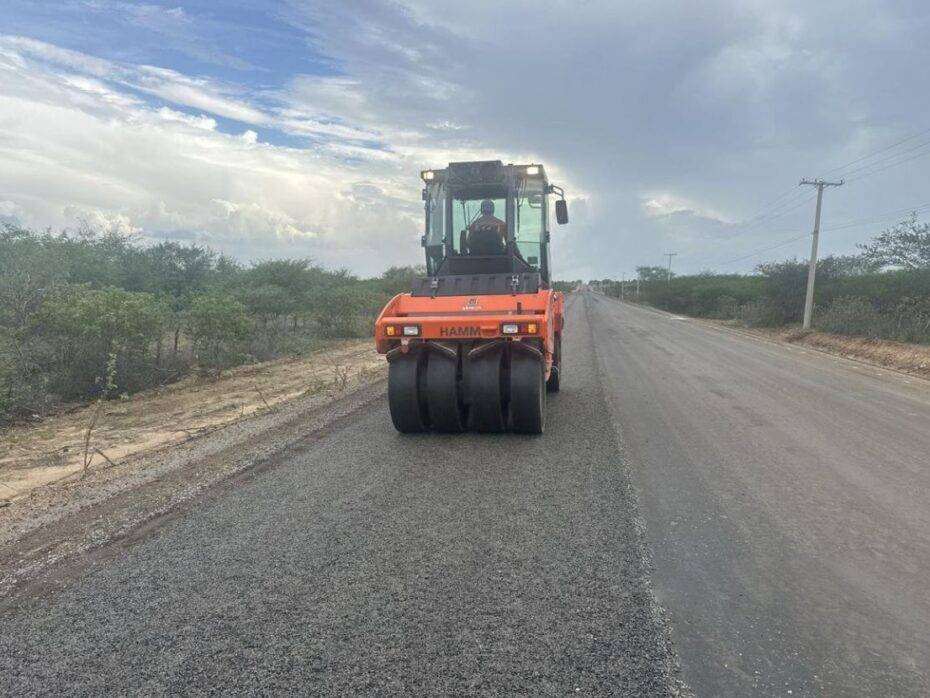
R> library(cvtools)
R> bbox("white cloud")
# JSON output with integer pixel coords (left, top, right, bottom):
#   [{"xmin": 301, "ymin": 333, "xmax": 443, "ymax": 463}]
[
  {"xmin": 63, "ymin": 206, "xmax": 140, "ymax": 236},
  {"xmin": 157, "ymin": 107, "xmax": 217, "ymax": 131},
  {"xmin": 641, "ymin": 193, "xmax": 732, "ymax": 224},
  {"xmin": 209, "ymin": 199, "xmax": 316, "ymax": 241},
  {"xmin": 4, "ymin": 1, "xmax": 930, "ymax": 278},
  {"xmin": 0, "ymin": 33, "xmax": 426, "ymax": 272},
  {"xmin": 0, "ymin": 199, "xmax": 25, "ymax": 225}
]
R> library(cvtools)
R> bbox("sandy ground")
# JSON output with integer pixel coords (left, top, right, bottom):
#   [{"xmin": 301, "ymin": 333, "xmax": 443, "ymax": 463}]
[{"xmin": 0, "ymin": 339, "xmax": 385, "ymax": 503}]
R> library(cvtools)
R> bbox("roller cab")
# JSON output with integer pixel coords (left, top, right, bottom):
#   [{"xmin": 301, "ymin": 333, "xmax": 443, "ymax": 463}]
[{"xmin": 374, "ymin": 160, "xmax": 568, "ymax": 434}]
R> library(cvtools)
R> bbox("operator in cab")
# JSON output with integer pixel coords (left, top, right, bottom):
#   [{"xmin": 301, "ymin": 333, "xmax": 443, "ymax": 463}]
[{"xmin": 466, "ymin": 199, "xmax": 506, "ymax": 255}]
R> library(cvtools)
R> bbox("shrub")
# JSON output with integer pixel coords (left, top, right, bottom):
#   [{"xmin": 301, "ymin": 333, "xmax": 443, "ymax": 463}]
[
  {"xmin": 738, "ymin": 299, "xmax": 785, "ymax": 328},
  {"xmin": 888, "ymin": 296, "xmax": 930, "ymax": 344},
  {"xmin": 38, "ymin": 286, "xmax": 169, "ymax": 398},
  {"xmin": 187, "ymin": 294, "xmax": 252, "ymax": 370},
  {"xmin": 814, "ymin": 297, "xmax": 888, "ymax": 338},
  {"xmin": 714, "ymin": 295, "xmax": 740, "ymax": 319},
  {"xmin": 313, "ymin": 286, "xmax": 384, "ymax": 338}
]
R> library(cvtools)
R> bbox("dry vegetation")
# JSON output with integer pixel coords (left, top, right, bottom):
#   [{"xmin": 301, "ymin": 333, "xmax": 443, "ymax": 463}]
[
  {"xmin": 760, "ymin": 326, "xmax": 930, "ymax": 378},
  {"xmin": 704, "ymin": 318, "xmax": 930, "ymax": 380},
  {"xmin": 0, "ymin": 340, "xmax": 384, "ymax": 503}
]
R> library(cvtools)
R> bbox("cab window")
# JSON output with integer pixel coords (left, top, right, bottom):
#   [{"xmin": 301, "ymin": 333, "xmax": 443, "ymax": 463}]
[
  {"xmin": 515, "ymin": 180, "xmax": 544, "ymax": 267},
  {"xmin": 451, "ymin": 197, "xmax": 506, "ymax": 254}
]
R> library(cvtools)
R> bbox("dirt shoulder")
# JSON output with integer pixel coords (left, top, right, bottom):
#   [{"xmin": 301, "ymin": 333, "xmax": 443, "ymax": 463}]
[
  {"xmin": 0, "ymin": 341, "xmax": 387, "ymax": 602},
  {"xmin": 1, "ymin": 339, "xmax": 382, "ymax": 502},
  {"xmin": 710, "ymin": 322, "xmax": 930, "ymax": 381},
  {"xmin": 605, "ymin": 296, "xmax": 930, "ymax": 382}
]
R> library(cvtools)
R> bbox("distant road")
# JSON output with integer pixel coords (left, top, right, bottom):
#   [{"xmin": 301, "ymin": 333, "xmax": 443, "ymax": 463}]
[
  {"xmin": 587, "ymin": 292, "xmax": 930, "ymax": 696},
  {"xmin": 1, "ymin": 292, "xmax": 928, "ymax": 695}
]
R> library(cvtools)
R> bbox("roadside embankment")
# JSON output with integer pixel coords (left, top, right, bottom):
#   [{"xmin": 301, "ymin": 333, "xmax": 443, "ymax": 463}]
[
  {"xmin": 0, "ymin": 340, "xmax": 387, "ymax": 600},
  {"xmin": 710, "ymin": 323, "xmax": 930, "ymax": 380},
  {"xmin": 1, "ymin": 340, "xmax": 383, "ymax": 503}
]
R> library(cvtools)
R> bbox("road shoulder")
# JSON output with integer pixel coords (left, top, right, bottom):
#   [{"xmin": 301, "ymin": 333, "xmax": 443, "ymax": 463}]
[
  {"xmin": 0, "ymin": 367, "xmax": 387, "ymax": 606},
  {"xmin": 601, "ymin": 295, "xmax": 930, "ymax": 384}
]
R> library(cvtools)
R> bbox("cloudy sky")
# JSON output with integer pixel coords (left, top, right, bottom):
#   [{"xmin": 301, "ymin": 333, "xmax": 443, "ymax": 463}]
[{"xmin": 2, "ymin": 1, "xmax": 930, "ymax": 279}]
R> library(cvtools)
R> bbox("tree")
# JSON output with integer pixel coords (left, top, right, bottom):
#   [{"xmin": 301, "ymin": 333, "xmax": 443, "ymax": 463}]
[
  {"xmin": 379, "ymin": 266, "xmax": 425, "ymax": 296},
  {"xmin": 313, "ymin": 285, "xmax": 384, "ymax": 338},
  {"xmin": 39, "ymin": 286, "xmax": 168, "ymax": 397},
  {"xmin": 858, "ymin": 214, "xmax": 930, "ymax": 269},
  {"xmin": 755, "ymin": 259, "xmax": 807, "ymax": 323},
  {"xmin": 145, "ymin": 242, "xmax": 217, "ymax": 354},
  {"xmin": 817, "ymin": 254, "xmax": 882, "ymax": 278},
  {"xmin": 636, "ymin": 266, "xmax": 669, "ymax": 282},
  {"xmin": 187, "ymin": 293, "xmax": 251, "ymax": 369},
  {"xmin": 242, "ymin": 259, "xmax": 324, "ymax": 329}
]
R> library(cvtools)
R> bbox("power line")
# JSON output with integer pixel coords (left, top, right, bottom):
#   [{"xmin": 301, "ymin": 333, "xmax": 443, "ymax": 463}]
[
  {"xmin": 731, "ymin": 126, "xmax": 930, "ymax": 237},
  {"xmin": 654, "ymin": 128, "xmax": 930, "ymax": 277},
  {"xmin": 843, "ymin": 144, "xmax": 930, "ymax": 184},
  {"xmin": 738, "ymin": 187, "xmax": 810, "ymax": 227},
  {"xmin": 821, "ymin": 126, "xmax": 930, "ymax": 177},
  {"xmin": 839, "ymin": 139, "xmax": 930, "ymax": 179},
  {"xmin": 746, "ymin": 201, "xmax": 930, "ymax": 239},
  {"xmin": 820, "ymin": 201, "xmax": 930, "ymax": 231},
  {"xmin": 730, "ymin": 192, "xmax": 819, "ymax": 238},
  {"xmin": 705, "ymin": 232, "xmax": 812, "ymax": 269},
  {"xmin": 683, "ymin": 200, "xmax": 930, "ymax": 272}
]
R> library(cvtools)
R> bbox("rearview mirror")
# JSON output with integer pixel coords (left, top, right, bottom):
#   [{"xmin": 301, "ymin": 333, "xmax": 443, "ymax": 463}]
[{"xmin": 555, "ymin": 199, "xmax": 568, "ymax": 225}]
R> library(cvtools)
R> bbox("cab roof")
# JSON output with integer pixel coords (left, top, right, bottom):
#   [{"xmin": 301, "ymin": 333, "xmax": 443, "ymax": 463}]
[{"xmin": 421, "ymin": 160, "xmax": 547, "ymax": 186}]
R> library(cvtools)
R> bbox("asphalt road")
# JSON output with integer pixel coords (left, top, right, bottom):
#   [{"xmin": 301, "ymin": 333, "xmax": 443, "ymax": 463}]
[
  {"xmin": 586, "ymin": 292, "xmax": 930, "ymax": 696},
  {"xmin": 0, "ymin": 294, "xmax": 683, "ymax": 696},
  {"xmin": 2, "ymin": 291, "xmax": 928, "ymax": 696}
]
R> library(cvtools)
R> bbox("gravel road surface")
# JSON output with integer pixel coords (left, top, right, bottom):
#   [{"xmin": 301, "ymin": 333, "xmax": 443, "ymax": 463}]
[
  {"xmin": 0, "ymin": 294, "xmax": 684, "ymax": 696},
  {"xmin": 2, "ymin": 291, "xmax": 927, "ymax": 696},
  {"xmin": 587, "ymin": 292, "xmax": 930, "ymax": 696}
]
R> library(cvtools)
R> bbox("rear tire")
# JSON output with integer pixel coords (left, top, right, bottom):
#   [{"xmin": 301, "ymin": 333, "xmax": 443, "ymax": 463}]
[
  {"xmin": 388, "ymin": 349, "xmax": 429, "ymax": 433},
  {"xmin": 546, "ymin": 334, "xmax": 562, "ymax": 393},
  {"xmin": 469, "ymin": 346, "xmax": 507, "ymax": 433},
  {"xmin": 510, "ymin": 350, "xmax": 545, "ymax": 434},
  {"xmin": 426, "ymin": 349, "xmax": 465, "ymax": 432}
]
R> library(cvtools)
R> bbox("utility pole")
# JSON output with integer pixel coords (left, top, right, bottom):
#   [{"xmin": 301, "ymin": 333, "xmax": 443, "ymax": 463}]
[
  {"xmin": 620, "ymin": 272, "xmax": 625, "ymax": 301},
  {"xmin": 799, "ymin": 178, "xmax": 843, "ymax": 329},
  {"xmin": 635, "ymin": 277, "xmax": 640, "ymax": 300},
  {"xmin": 664, "ymin": 253, "xmax": 677, "ymax": 283}
]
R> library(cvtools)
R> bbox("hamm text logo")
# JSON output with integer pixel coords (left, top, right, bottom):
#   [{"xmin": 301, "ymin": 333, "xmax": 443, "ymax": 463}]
[{"xmin": 440, "ymin": 326, "xmax": 480, "ymax": 337}]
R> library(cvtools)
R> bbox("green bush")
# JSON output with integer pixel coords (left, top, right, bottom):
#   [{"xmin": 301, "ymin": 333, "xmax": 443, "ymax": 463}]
[
  {"xmin": 714, "ymin": 295, "xmax": 740, "ymax": 319},
  {"xmin": 313, "ymin": 285, "xmax": 385, "ymax": 338},
  {"xmin": 738, "ymin": 299, "xmax": 786, "ymax": 328},
  {"xmin": 814, "ymin": 297, "xmax": 888, "ymax": 338},
  {"xmin": 624, "ymin": 239, "xmax": 930, "ymax": 344},
  {"xmin": 0, "ymin": 226, "xmax": 405, "ymax": 421},
  {"xmin": 39, "ymin": 286, "xmax": 169, "ymax": 398},
  {"xmin": 889, "ymin": 296, "xmax": 930, "ymax": 343},
  {"xmin": 187, "ymin": 294, "xmax": 252, "ymax": 370},
  {"xmin": 638, "ymin": 274, "xmax": 763, "ymax": 317}
]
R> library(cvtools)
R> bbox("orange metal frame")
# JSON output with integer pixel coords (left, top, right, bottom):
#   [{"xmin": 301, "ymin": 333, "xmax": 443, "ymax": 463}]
[{"xmin": 374, "ymin": 290, "xmax": 564, "ymax": 377}]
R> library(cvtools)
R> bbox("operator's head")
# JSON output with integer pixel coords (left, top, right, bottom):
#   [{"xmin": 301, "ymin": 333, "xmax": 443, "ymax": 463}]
[{"xmin": 480, "ymin": 199, "xmax": 495, "ymax": 216}]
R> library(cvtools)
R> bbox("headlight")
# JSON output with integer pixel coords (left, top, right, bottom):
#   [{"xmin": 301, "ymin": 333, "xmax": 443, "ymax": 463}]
[{"xmin": 501, "ymin": 322, "xmax": 539, "ymax": 335}]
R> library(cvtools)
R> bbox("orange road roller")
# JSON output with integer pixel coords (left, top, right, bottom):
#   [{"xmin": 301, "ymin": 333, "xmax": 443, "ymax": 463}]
[{"xmin": 374, "ymin": 160, "xmax": 568, "ymax": 434}]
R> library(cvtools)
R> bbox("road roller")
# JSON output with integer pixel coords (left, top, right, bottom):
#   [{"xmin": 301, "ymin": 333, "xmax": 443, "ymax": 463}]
[{"xmin": 374, "ymin": 160, "xmax": 568, "ymax": 434}]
